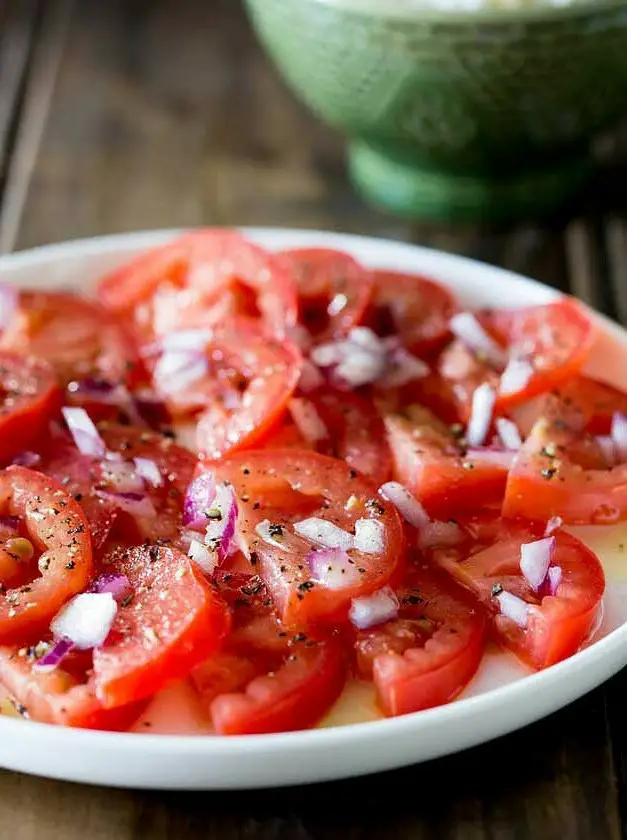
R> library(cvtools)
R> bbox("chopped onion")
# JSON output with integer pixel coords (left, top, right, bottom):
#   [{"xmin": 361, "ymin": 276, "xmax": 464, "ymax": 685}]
[
  {"xmin": 307, "ymin": 547, "xmax": 361, "ymax": 589},
  {"xmin": 496, "ymin": 417, "xmax": 522, "ymax": 450},
  {"xmin": 496, "ymin": 590, "xmax": 530, "ymax": 628},
  {"xmin": 348, "ymin": 327, "xmax": 385, "ymax": 353},
  {"xmin": 464, "ymin": 447, "xmax": 515, "ymax": 469},
  {"xmin": 450, "ymin": 312, "xmax": 506, "ymax": 368},
  {"xmin": 499, "ymin": 357, "xmax": 533, "ymax": 396},
  {"xmin": 133, "ymin": 456, "xmax": 163, "ymax": 488},
  {"xmin": 101, "ymin": 455, "xmax": 144, "ymax": 494},
  {"xmin": 520, "ymin": 536, "xmax": 555, "ymax": 591},
  {"xmin": 328, "ymin": 293, "xmax": 348, "ymax": 317},
  {"xmin": 62, "ymin": 406, "xmax": 106, "ymax": 458},
  {"xmin": 419, "ymin": 520, "xmax": 464, "ymax": 549},
  {"xmin": 349, "ymin": 586, "xmax": 399, "ymax": 630},
  {"xmin": 0, "ymin": 516, "xmax": 19, "ymax": 533},
  {"xmin": 97, "ymin": 491, "xmax": 156, "ymax": 519},
  {"xmin": 153, "ymin": 351, "xmax": 208, "ymax": 395},
  {"xmin": 466, "ymin": 384, "xmax": 496, "ymax": 447},
  {"xmin": 547, "ymin": 565, "xmax": 562, "ymax": 595},
  {"xmin": 544, "ymin": 516, "xmax": 563, "ymax": 536},
  {"xmin": 311, "ymin": 342, "xmax": 347, "ymax": 368},
  {"xmin": 159, "ymin": 329, "xmax": 212, "ymax": 354},
  {"xmin": 184, "ymin": 472, "xmax": 216, "ymax": 529},
  {"xmin": 299, "ymin": 359, "xmax": 324, "ymax": 392},
  {"xmin": 353, "ymin": 518, "xmax": 385, "ymax": 554},
  {"xmin": 255, "ymin": 519, "xmax": 289, "ymax": 549},
  {"xmin": 334, "ymin": 346, "xmax": 386, "ymax": 389},
  {"xmin": 189, "ymin": 539, "xmax": 217, "ymax": 575},
  {"xmin": 288, "ymin": 398, "xmax": 329, "ymax": 443},
  {"xmin": 612, "ymin": 412, "xmax": 627, "ymax": 461},
  {"xmin": 34, "ymin": 637, "xmax": 75, "ymax": 672},
  {"xmin": 11, "ymin": 451, "xmax": 41, "ymax": 468},
  {"xmin": 88, "ymin": 573, "xmax": 131, "ymax": 602},
  {"xmin": 204, "ymin": 482, "xmax": 238, "ymax": 563},
  {"xmin": 50, "ymin": 592, "xmax": 117, "ymax": 650},
  {"xmin": 595, "ymin": 435, "xmax": 616, "ymax": 465},
  {"xmin": 384, "ymin": 348, "xmax": 430, "ymax": 388},
  {"xmin": 379, "ymin": 481, "xmax": 429, "ymax": 528},
  {"xmin": 0, "ymin": 285, "xmax": 17, "ymax": 330},
  {"xmin": 293, "ymin": 517, "xmax": 354, "ymax": 550}
]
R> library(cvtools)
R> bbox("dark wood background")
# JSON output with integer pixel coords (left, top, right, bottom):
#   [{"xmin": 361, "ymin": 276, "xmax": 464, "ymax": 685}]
[{"xmin": 1, "ymin": 1, "xmax": 627, "ymax": 837}]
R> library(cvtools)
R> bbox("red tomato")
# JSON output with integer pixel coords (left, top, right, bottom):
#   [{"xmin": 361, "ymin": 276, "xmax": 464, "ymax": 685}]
[
  {"xmin": 366, "ymin": 270, "xmax": 457, "ymax": 357},
  {"xmin": 0, "ymin": 353, "xmax": 60, "ymax": 464},
  {"xmin": 384, "ymin": 410, "xmax": 510, "ymax": 517},
  {"xmin": 355, "ymin": 561, "xmax": 486, "ymax": 716},
  {"xmin": 263, "ymin": 389, "xmax": 392, "ymax": 485},
  {"xmin": 0, "ymin": 291, "xmax": 140, "ymax": 387},
  {"xmin": 278, "ymin": 248, "xmax": 374, "ymax": 340},
  {"xmin": 0, "ymin": 466, "xmax": 92, "ymax": 642},
  {"xmin": 98, "ymin": 230, "xmax": 298, "ymax": 340},
  {"xmin": 93, "ymin": 544, "xmax": 230, "ymax": 708},
  {"xmin": 373, "ymin": 370, "xmax": 462, "ymax": 428},
  {"xmin": 212, "ymin": 450, "xmax": 406, "ymax": 626}
]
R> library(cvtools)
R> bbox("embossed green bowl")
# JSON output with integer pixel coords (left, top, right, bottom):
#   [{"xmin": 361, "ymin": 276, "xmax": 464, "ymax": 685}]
[{"xmin": 244, "ymin": 0, "xmax": 627, "ymax": 222}]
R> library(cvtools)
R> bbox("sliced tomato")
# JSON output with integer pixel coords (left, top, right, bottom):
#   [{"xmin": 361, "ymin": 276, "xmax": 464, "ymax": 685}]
[
  {"xmin": 0, "ymin": 466, "xmax": 92, "ymax": 642},
  {"xmin": 262, "ymin": 390, "xmax": 392, "ymax": 485},
  {"xmin": 0, "ymin": 353, "xmax": 60, "ymax": 464},
  {"xmin": 0, "ymin": 291, "xmax": 141, "ymax": 387},
  {"xmin": 278, "ymin": 248, "xmax": 374, "ymax": 341},
  {"xmin": 355, "ymin": 561, "xmax": 485, "ymax": 716},
  {"xmin": 373, "ymin": 369, "xmax": 462, "ymax": 428},
  {"xmin": 98, "ymin": 230, "xmax": 298, "ymax": 341},
  {"xmin": 429, "ymin": 516, "xmax": 604, "ymax": 669},
  {"xmin": 384, "ymin": 409, "xmax": 510, "ymax": 517},
  {"xmin": 212, "ymin": 450, "xmax": 406, "ymax": 626},
  {"xmin": 92, "ymin": 544, "xmax": 230, "ymax": 708},
  {"xmin": 366, "ymin": 270, "xmax": 457, "ymax": 358}
]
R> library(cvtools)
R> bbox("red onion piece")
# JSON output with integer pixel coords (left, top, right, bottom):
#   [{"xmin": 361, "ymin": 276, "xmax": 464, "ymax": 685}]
[
  {"xmin": 293, "ymin": 517, "xmax": 354, "ymax": 550},
  {"xmin": 101, "ymin": 455, "xmax": 145, "ymax": 494},
  {"xmin": 204, "ymin": 482, "xmax": 238, "ymax": 563},
  {"xmin": 499, "ymin": 358, "xmax": 533, "ymax": 396},
  {"xmin": 307, "ymin": 547, "xmax": 361, "ymax": 589},
  {"xmin": 184, "ymin": 472, "xmax": 216, "ymax": 529},
  {"xmin": 11, "ymin": 451, "xmax": 41, "ymax": 468},
  {"xmin": 450, "ymin": 312, "xmax": 506, "ymax": 368},
  {"xmin": 496, "ymin": 590, "xmax": 530, "ymax": 628},
  {"xmin": 520, "ymin": 536, "xmax": 555, "ymax": 591},
  {"xmin": 34, "ymin": 637, "xmax": 75, "ymax": 672},
  {"xmin": 299, "ymin": 359, "xmax": 324, "ymax": 392},
  {"xmin": 159, "ymin": 329, "xmax": 212, "ymax": 354},
  {"xmin": 353, "ymin": 518, "xmax": 385, "ymax": 554},
  {"xmin": 496, "ymin": 417, "xmax": 522, "ymax": 450},
  {"xmin": 349, "ymin": 585, "xmax": 399, "ymax": 630},
  {"xmin": 419, "ymin": 520, "xmax": 464, "ymax": 549},
  {"xmin": 153, "ymin": 351, "xmax": 208, "ymax": 395},
  {"xmin": 611, "ymin": 411, "xmax": 627, "ymax": 461},
  {"xmin": 96, "ymin": 491, "xmax": 157, "ymax": 519},
  {"xmin": 189, "ymin": 538, "xmax": 217, "ymax": 575},
  {"xmin": 595, "ymin": 435, "xmax": 616, "ymax": 465},
  {"xmin": 61, "ymin": 406, "xmax": 106, "ymax": 458},
  {"xmin": 255, "ymin": 519, "xmax": 289, "ymax": 549},
  {"xmin": 0, "ymin": 516, "xmax": 20, "ymax": 533},
  {"xmin": 547, "ymin": 565, "xmax": 562, "ymax": 595},
  {"xmin": 0, "ymin": 285, "xmax": 17, "ymax": 330},
  {"xmin": 288, "ymin": 398, "xmax": 329, "ymax": 443},
  {"xmin": 133, "ymin": 456, "xmax": 163, "ymax": 488},
  {"xmin": 50, "ymin": 592, "xmax": 118, "ymax": 649},
  {"xmin": 464, "ymin": 448, "xmax": 516, "ymax": 469},
  {"xmin": 88, "ymin": 573, "xmax": 132, "ymax": 602},
  {"xmin": 67, "ymin": 379, "xmax": 146, "ymax": 427},
  {"xmin": 379, "ymin": 481, "xmax": 429, "ymax": 528},
  {"xmin": 544, "ymin": 516, "xmax": 563, "ymax": 536},
  {"xmin": 384, "ymin": 347, "xmax": 429, "ymax": 388},
  {"xmin": 466, "ymin": 384, "xmax": 495, "ymax": 447}
]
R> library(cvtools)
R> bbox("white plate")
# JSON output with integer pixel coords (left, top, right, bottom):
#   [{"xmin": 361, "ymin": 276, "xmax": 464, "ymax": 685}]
[{"xmin": 0, "ymin": 227, "xmax": 626, "ymax": 791}]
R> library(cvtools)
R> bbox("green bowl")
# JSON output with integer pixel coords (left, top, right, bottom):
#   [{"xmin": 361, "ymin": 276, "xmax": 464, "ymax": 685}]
[{"xmin": 244, "ymin": 0, "xmax": 627, "ymax": 222}]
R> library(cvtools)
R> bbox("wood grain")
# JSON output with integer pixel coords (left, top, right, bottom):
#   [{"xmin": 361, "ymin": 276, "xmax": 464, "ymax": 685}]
[{"xmin": 1, "ymin": 0, "xmax": 626, "ymax": 837}]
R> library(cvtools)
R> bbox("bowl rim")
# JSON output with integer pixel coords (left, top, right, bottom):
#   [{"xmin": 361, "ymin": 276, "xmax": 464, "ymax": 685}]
[{"xmin": 284, "ymin": 0, "xmax": 627, "ymax": 24}]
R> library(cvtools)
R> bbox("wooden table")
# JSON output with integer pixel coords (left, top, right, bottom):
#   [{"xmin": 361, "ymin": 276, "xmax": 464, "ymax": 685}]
[{"xmin": 1, "ymin": 1, "xmax": 627, "ymax": 837}]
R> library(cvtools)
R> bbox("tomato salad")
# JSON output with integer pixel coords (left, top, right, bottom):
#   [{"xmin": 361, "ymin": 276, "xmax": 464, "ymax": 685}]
[{"xmin": 0, "ymin": 230, "xmax": 613, "ymax": 735}]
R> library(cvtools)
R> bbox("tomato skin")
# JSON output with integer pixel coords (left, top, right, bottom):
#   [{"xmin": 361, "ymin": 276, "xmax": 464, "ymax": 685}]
[
  {"xmin": 356, "ymin": 562, "xmax": 486, "ymax": 717},
  {"xmin": 0, "ymin": 353, "xmax": 60, "ymax": 464},
  {"xmin": 0, "ymin": 467, "xmax": 93, "ymax": 643},
  {"xmin": 278, "ymin": 248, "xmax": 374, "ymax": 340},
  {"xmin": 212, "ymin": 450, "xmax": 406, "ymax": 626},
  {"xmin": 92, "ymin": 545, "xmax": 231, "ymax": 708},
  {"xmin": 365, "ymin": 270, "xmax": 457, "ymax": 358}
]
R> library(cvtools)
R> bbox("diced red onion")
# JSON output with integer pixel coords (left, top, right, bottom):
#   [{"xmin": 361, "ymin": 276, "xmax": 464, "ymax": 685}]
[
  {"xmin": 133, "ymin": 456, "xmax": 163, "ymax": 488},
  {"xmin": 450, "ymin": 312, "xmax": 506, "ymax": 368},
  {"xmin": 611, "ymin": 412, "xmax": 627, "ymax": 461},
  {"xmin": 384, "ymin": 348, "xmax": 430, "ymax": 388},
  {"xmin": 544, "ymin": 516, "xmax": 563, "ymax": 536},
  {"xmin": 189, "ymin": 539, "xmax": 217, "ymax": 575},
  {"xmin": 50, "ymin": 592, "xmax": 118, "ymax": 649},
  {"xmin": 353, "ymin": 518, "xmax": 385, "ymax": 554},
  {"xmin": 153, "ymin": 350, "xmax": 208, "ymax": 395},
  {"xmin": 327, "ymin": 293, "xmax": 348, "ymax": 317},
  {"xmin": 0, "ymin": 516, "xmax": 20, "ymax": 533},
  {"xmin": 307, "ymin": 547, "xmax": 362, "ymax": 589},
  {"xmin": 379, "ymin": 481, "xmax": 429, "ymax": 528},
  {"xmin": 101, "ymin": 455, "xmax": 144, "ymax": 494},
  {"xmin": 288, "ymin": 398, "xmax": 329, "ymax": 443},
  {"xmin": 203, "ymin": 482, "xmax": 238, "ymax": 563},
  {"xmin": 464, "ymin": 448, "xmax": 516, "ymax": 469},
  {"xmin": 96, "ymin": 491, "xmax": 156, "ymax": 519},
  {"xmin": 520, "ymin": 536, "xmax": 555, "ymax": 591},
  {"xmin": 299, "ymin": 359, "xmax": 324, "ymax": 392},
  {"xmin": 496, "ymin": 590, "xmax": 530, "ymax": 628},
  {"xmin": 67, "ymin": 380, "xmax": 146, "ymax": 427},
  {"xmin": 158, "ymin": 329, "xmax": 212, "ymax": 354},
  {"xmin": 547, "ymin": 565, "xmax": 562, "ymax": 595},
  {"xmin": 595, "ymin": 435, "xmax": 616, "ymax": 465},
  {"xmin": 61, "ymin": 406, "xmax": 106, "ymax": 458},
  {"xmin": 496, "ymin": 417, "xmax": 522, "ymax": 450},
  {"xmin": 349, "ymin": 585, "xmax": 399, "ymax": 630},
  {"xmin": 466, "ymin": 384, "xmax": 496, "ymax": 447},
  {"xmin": 11, "ymin": 451, "xmax": 41, "ymax": 468},
  {"xmin": 348, "ymin": 327, "xmax": 385, "ymax": 353},
  {"xmin": 88, "ymin": 573, "xmax": 132, "ymax": 602},
  {"xmin": 34, "ymin": 637, "xmax": 75, "ymax": 672},
  {"xmin": 499, "ymin": 358, "xmax": 533, "ymax": 396},
  {"xmin": 311, "ymin": 342, "xmax": 347, "ymax": 368},
  {"xmin": 334, "ymin": 347, "xmax": 386, "ymax": 390},
  {"xmin": 293, "ymin": 517, "xmax": 354, "ymax": 550},
  {"xmin": 419, "ymin": 520, "xmax": 464, "ymax": 549},
  {"xmin": 184, "ymin": 471, "xmax": 216, "ymax": 529},
  {"xmin": 255, "ymin": 519, "xmax": 289, "ymax": 549},
  {"xmin": 0, "ymin": 285, "xmax": 18, "ymax": 330}
]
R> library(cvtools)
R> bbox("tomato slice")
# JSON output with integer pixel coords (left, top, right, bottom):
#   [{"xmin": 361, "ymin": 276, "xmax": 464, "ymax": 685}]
[
  {"xmin": 429, "ymin": 517, "xmax": 604, "ymax": 669},
  {"xmin": 212, "ymin": 450, "xmax": 406, "ymax": 626},
  {"xmin": 384, "ymin": 409, "xmax": 510, "ymax": 517},
  {"xmin": 0, "ymin": 292, "xmax": 141, "ymax": 387},
  {"xmin": 374, "ymin": 369, "xmax": 462, "ymax": 428},
  {"xmin": 278, "ymin": 248, "xmax": 374, "ymax": 341},
  {"xmin": 98, "ymin": 230, "xmax": 298, "ymax": 340},
  {"xmin": 92, "ymin": 544, "xmax": 230, "ymax": 708},
  {"xmin": 0, "ymin": 353, "xmax": 60, "ymax": 464},
  {"xmin": 355, "ymin": 561, "xmax": 486, "ymax": 716},
  {"xmin": 366, "ymin": 270, "xmax": 457, "ymax": 358},
  {"xmin": 262, "ymin": 389, "xmax": 392, "ymax": 485},
  {"xmin": 0, "ymin": 466, "xmax": 93, "ymax": 642}
]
